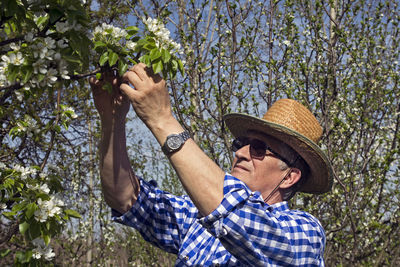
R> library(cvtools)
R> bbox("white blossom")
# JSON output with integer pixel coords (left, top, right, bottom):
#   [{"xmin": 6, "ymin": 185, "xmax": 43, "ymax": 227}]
[
  {"xmin": 27, "ymin": 183, "xmax": 50, "ymax": 194},
  {"xmin": 55, "ymin": 21, "xmax": 71, "ymax": 33},
  {"xmin": 31, "ymin": 238, "xmax": 55, "ymax": 261},
  {"xmin": 93, "ymin": 23, "xmax": 127, "ymax": 41},
  {"xmin": 2, "ymin": 53, "xmax": 24, "ymax": 66},
  {"xmin": 10, "ymin": 42, "xmax": 21, "ymax": 51},
  {"xmin": 282, "ymin": 40, "xmax": 291, "ymax": 46},
  {"xmin": 0, "ymin": 203, "xmax": 6, "ymax": 210},
  {"xmin": 58, "ymin": 60, "xmax": 70, "ymax": 80},
  {"xmin": 142, "ymin": 17, "xmax": 183, "ymax": 53},
  {"xmin": 56, "ymin": 38, "xmax": 68, "ymax": 49},
  {"xmin": 14, "ymin": 164, "xmax": 37, "ymax": 179},
  {"xmin": 25, "ymin": 32, "xmax": 35, "ymax": 42},
  {"xmin": 32, "ymin": 251, "xmax": 41, "ymax": 259},
  {"xmin": 44, "ymin": 37, "xmax": 56, "ymax": 50},
  {"xmin": 126, "ymin": 40, "xmax": 137, "ymax": 51},
  {"xmin": 14, "ymin": 90, "xmax": 23, "ymax": 101},
  {"xmin": 32, "ymin": 59, "xmax": 47, "ymax": 74},
  {"xmin": 34, "ymin": 196, "xmax": 63, "ymax": 222},
  {"xmin": 40, "ymin": 68, "xmax": 58, "ymax": 87},
  {"xmin": 62, "ymin": 106, "xmax": 78, "ymax": 118}
]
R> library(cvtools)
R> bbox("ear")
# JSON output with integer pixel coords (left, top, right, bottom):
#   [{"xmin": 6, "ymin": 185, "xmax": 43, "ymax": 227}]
[{"xmin": 279, "ymin": 168, "xmax": 301, "ymax": 189}]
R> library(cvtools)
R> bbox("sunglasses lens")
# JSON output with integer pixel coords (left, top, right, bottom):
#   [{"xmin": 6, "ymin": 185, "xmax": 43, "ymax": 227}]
[
  {"xmin": 231, "ymin": 137, "xmax": 246, "ymax": 152},
  {"xmin": 249, "ymin": 139, "xmax": 267, "ymax": 158}
]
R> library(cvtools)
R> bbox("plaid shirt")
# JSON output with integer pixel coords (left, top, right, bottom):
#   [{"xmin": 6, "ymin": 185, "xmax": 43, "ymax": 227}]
[{"xmin": 113, "ymin": 174, "xmax": 326, "ymax": 266}]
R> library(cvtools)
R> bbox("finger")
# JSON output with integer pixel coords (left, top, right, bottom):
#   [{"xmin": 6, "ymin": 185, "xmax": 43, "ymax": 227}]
[
  {"xmin": 122, "ymin": 69, "xmax": 146, "ymax": 89},
  {"xmin": 128, "ymin": 64, "xmax": 146, "ymax": 82},
  {"xmin": 120, "ymin": 82, "xmax": 140, "ymax": 100},
  {"xmin": 89, "ymin": 76, "xmax": 98, "ymax": 87},
  {"xmin": 130, "ymin": 63, "xmax": 161, "ymax": 83}
]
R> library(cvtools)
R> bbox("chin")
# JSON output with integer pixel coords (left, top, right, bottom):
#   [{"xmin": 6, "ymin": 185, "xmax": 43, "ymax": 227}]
[{"xmin": 231, "ymin": 170, "xmax": 248, "ymax": 183}]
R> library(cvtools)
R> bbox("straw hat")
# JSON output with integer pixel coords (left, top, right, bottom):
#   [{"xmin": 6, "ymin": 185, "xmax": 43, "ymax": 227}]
[{"xmin": 224, "ymin": 98, "xmax": 333, "ymax": 194}]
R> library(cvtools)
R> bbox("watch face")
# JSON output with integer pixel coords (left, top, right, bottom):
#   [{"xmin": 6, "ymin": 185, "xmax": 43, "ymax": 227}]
[{"xmin": 167, "ymin": 135, "xmax": 182, "ymax": 150}]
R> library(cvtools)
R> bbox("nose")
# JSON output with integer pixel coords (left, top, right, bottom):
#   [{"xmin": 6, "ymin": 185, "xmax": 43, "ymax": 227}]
[{"xmin": 234, "ymin": 144, "xmax": 251, "ymax": 161}]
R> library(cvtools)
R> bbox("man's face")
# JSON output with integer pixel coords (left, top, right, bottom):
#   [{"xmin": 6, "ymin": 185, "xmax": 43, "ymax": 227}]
[{"xmin": 230, "ymin": 132, "xmax": 288, "ymax": 196}]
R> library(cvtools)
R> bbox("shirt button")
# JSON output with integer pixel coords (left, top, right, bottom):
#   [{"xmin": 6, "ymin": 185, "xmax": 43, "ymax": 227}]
[{"xmin": 184, "ymin": 256, "xmax": 189, "ymax": 261}]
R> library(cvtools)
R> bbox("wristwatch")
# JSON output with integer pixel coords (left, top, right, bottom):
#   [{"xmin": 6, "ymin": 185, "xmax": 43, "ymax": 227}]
[{"xmin": 162, "ymin": 130, "xmax": 191, "ymax": 155}]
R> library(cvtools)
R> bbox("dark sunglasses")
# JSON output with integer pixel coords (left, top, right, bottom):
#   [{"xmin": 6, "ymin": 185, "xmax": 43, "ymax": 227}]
[{"xmin": 231, "ymin": 136, "xmax": 291, "ymax": 166}]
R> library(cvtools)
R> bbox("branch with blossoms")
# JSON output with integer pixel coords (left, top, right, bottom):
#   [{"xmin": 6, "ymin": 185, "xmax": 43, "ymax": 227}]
[
  {"xmin": 0, "ymin": 0, "xmax": 185, "ymax": 265},
  {"xmin": 92, "ymin": 17, "xmax": 184, "ymax": 84},
  {"xmin": 0, "ymin": 163, "xmax": 81, "ymax": 264}
]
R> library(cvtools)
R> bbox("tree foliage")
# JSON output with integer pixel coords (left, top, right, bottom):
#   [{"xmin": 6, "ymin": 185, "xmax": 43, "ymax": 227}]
[{"xmin": 1, "ymin": 0, "xmax": 399, "ymax": 266}]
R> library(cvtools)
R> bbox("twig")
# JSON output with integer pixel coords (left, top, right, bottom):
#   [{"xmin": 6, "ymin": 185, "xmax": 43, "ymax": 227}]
[{"xmin": 40, "ymin": 87, "xmax": 62, "ymax": 171}]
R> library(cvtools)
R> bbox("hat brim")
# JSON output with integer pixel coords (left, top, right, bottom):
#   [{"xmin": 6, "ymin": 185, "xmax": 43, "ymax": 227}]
[{"xmin": 224, "ymin": 113, "xmax": 333, "ymax": 194}]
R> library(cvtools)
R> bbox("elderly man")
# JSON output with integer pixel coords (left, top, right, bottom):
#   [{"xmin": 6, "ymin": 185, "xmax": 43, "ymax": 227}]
[{"xmin": 90, "ymin": 63, "xmax": 333, "ymax": 266}]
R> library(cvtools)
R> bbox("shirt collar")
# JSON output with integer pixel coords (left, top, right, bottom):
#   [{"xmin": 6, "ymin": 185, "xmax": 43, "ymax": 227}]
[{"xmin": 266, "ymin": 201, "xmax": 289, "ymax": 212}]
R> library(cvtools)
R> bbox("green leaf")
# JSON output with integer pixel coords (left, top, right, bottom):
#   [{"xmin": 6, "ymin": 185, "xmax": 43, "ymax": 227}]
[
  {"xmin": 161, "ymin": 49, "xmax": 171, "ymax": 63},
  {"xmin": 49, "ymin": 8, "xmax": 64, "ymax": 24},
  {"xmin": 108, "ymin": 50, "xmax": 119, "ymax": 67},
  {"xmin": 53, "ymin": 124, "xmax": 61, "ymax": 133},
  {"xmin": 126, "ymin": 26, "xmax": 139, "ymax": 35},
  {"xmin": 12, "ymin": 201, "xmax": 27, "ymax": 213},
  {"xmin": 64, "ymin": 54, "xmax": 82, "ymax": 64},
  {"xmin": 118, "ymin": 60, "xmax": 129, "ymax": 76},
  {"xmin": 7, "ymin": 66, "xmax": 19, "ymax": 83},
  {"xmin": 99, "ymin": 51, "xmax": 109, "ymax": 66},
  {"xmin": 96, "ymin": 72, "xmax": 102, "ymax": 80},
  {"xmin": 25, "ymin": 203, "xmax": 36, "ymax": 219},
  {"xmin": 64, "ymin": 209, "xmax": 81, "ymax": 218},
  {"xmin": 171, "ymin": 59, "xmax": 178, "ymax": 71},
  {"xmin": 178, "ymin": 59, "xmax": 184, "ymax": 75},
  {"xmin": 152, "ymin": 60, "xmax": 163, "ymax": 74},
  {"xmin": 2, "ymin": 211, "xmax": 17, "ymax": 219},
  {"xmin": 36, "ymin": 16, "xmax": 48, "ymax": 29},
  {"xmin": 0, "ymin": 249, "xmax": 11, "ymax": 258},
  {"xmin": 43, "ymin": 234, "xmax": 51, "ymax": 246},
  {"xmin": 94, "ymin": 41, "xmax": 106, "ymax": 49},
  {"xmin": 139, "ymin": 55, "xmax": 151, "ymax": 66},
  {"xmin": 19, "ymin": 221, "xmax": 30, "ymax": 235},
  {"xmin": 23, "ymin": 67, "xmax": 33, "ymax": 84},
  {"xmin": 149, "ymin": 48, "xmax": 161, "ymax": 61}
]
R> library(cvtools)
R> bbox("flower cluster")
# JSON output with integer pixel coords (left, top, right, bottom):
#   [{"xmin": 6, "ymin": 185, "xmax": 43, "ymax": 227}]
[
  {"xmin": 13, "ymin": 164, "xmax": 38, "ymax": 179},
  {"xmin": 143, "ymin": 17, "xmax": 183, "ymax": 54},
  {"xmin": 31, "ymin": 237, "xmax": 55, "ymax": 261},
  {"xmin": 9, "ymin": 115, "xmax": 41, "ymax": 138},
  {"xmin": 93, "ymin": 23, "xmax": 128, "ymax": 44},
  {"xmin": 0, "ymin": 11, "xmax": 90, "ymax": 95},
  {"xmin": 27, "ymin": 183, "xmax": 50, "ymax": 194},
  {"xmin": 34, "ymin": 195, "xmax": 64, "ymax": 222}
]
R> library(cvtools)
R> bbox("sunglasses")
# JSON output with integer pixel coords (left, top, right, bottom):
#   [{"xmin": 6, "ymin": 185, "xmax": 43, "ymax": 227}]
[{"xmin": 231, "ymin": 136, "xmax": 291, "ymax": 166}]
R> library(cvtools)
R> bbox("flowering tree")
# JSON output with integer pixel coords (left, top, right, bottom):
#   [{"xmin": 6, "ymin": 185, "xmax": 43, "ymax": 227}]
[{"xmin": 0, "ymin": 0, "xmax": 183, "ymax": 265}]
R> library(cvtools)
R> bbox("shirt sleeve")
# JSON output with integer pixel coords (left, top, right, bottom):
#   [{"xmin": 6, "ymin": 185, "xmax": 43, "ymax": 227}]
[
  {"xmin": 112, "ymin": 178, "xmax": 199, "ymax": 254},
  {"xmin": 198, "ymin": 173, "xmax": 326, "ymax": 266}
]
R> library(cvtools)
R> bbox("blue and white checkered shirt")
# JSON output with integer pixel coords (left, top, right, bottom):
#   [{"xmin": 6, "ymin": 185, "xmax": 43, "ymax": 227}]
[{"xmin": 113, "ymin": 174, "xmax": 326, "ymax": 266}]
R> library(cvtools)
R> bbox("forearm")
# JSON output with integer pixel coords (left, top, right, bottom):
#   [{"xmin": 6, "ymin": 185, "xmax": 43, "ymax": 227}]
[
  {"xmin": 100, "ymin": 118, "xmax": 139, "ymax": 213},
  {"xmin": 148, "ymin": 117, "xmax": 225, "ymax": 216}
]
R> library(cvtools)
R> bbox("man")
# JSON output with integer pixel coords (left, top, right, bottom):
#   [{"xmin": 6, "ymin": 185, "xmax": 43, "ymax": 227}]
[{"xmin": 90, "ymin": 63, "xmax": 333, "ymax": 266}]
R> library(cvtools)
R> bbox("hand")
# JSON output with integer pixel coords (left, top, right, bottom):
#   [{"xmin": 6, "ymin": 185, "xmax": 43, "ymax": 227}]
[
  {"xmin": 89, "ymin": 70, "xmax": 130, "ymax": 123},
  {"xmin": 120, "ymin": 63, "xmax": 172, "ymax": 129}
]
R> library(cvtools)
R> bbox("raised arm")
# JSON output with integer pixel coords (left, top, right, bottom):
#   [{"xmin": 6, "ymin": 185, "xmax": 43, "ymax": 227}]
[
  {"xmin": 90, "ymin": 71, "xmax": 139, "ymax": 213},
  {"xmin": 120, "ymin": 64, "xmax": 225, "ymax": 216}
]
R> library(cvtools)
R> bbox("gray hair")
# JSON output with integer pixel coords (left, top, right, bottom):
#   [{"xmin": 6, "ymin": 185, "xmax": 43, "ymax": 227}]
[{"xmin": 276, "ymin": 144, "xmax": 310, "ymax": 201}]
